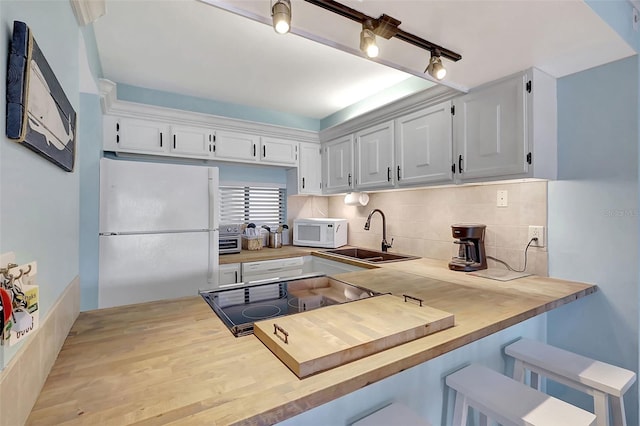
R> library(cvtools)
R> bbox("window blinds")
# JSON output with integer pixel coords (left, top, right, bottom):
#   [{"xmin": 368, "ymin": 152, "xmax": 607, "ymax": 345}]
[{"xmin": 219, "ymin": 186, "xmax": 286, "ymax": 227}]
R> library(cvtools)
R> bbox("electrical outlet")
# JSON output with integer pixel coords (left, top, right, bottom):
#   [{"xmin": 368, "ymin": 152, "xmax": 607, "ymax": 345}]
[
  {"xmin": 528, "ymin": 225, "xmax": 545, "ymax": 247},
  {"xmin": 497, "ymin": 190, "xmax": 508, "ymax": 207}
]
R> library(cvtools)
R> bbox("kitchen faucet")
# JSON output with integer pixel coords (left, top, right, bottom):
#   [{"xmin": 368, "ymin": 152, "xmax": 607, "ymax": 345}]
[{"xmin": 364, "ymin": 209, "xmax": 393, "ymax": 252}]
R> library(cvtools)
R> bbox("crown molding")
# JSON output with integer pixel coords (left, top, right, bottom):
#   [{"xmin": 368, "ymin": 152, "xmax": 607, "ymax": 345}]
[
  {"xmin": 320, "ymin": 84, "xmax": 461, "ymax": 142},
  {"xmin": 98, "ymin": 79, "xmax": 320, "ymax": 144},
  {"xmin": 70, "ymin": 0, "xmax": 106, "ymax": 26}
]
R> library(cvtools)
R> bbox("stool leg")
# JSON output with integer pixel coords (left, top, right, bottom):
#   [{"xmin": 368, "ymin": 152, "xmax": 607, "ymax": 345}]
[
  {"xmin": 513, "ymin": 359, "xmax": 526, "ymax": 383},
  {"xmin": 452, "ymin": 393, "xmax": 468, "ymax": 426},
  {"xmin": 593, "ymin": 391, "xmax": 610, "ymax": 426},
  {"xmin": 610, "ymin": 395, "xmax": 626, "ymax": 426}
]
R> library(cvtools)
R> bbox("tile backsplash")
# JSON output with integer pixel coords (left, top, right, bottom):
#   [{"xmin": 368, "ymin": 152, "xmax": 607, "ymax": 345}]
[{"xmin": 289, "ymin": 181, "xmax": 548, "ymax": 276}]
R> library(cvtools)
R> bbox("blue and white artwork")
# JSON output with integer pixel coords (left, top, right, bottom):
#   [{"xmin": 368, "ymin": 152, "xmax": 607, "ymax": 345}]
[{"xmin": 6, "ymin": 21, "xmax": 76, "ymax": 172}]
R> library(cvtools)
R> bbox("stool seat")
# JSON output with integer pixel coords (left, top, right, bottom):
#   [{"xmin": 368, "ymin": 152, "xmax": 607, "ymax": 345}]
[
  {"xmin": 505, "ymin": 339, "xmax": 636, "ymax": 426},
  {"xmin": 446, "ymin": 364, "xmax": 596, "ymax": 426}
]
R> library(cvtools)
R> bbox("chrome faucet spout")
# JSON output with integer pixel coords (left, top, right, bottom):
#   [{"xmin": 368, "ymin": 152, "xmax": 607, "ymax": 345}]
[{"xmin": 364, "ymin": 209, "xmax": 393, "ymax": 252}]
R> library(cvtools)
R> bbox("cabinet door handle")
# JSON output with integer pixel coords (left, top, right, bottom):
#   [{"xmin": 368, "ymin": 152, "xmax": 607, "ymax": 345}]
[
  {"xmin": 302, "ymin": 177, "xmax": 305, "ymax": 189},
  {"xmin": 173, "ymin": 135, "xmax": 176, "ymax": 149},
  {"xmin": 387, "ymin": 166, "xmax": 391, "ymax": 182},
  {"xmin": 458, "ymin": 155, "xmax": 463, "ymax": 173},
  {"xmin": 160, "ymin": 133, "xmax": 163, "ymax": 147},
  {"xmin": 234, "ymin": 271, "xmax": 238, "ymax": 282},
  {"xmin": 253, "ymin": 144, "xmax": 256, "ymax": 157},
  {"xmin": 348, "ymin": 173, "xmax": 352, "ymax": 187},
  {"xmin": 263, "ymin": 145, "xmax": 266, "ymax": 158},
  {"xmin": 397, "ymin": 165, "xmax": 401, "ymax": 181}
]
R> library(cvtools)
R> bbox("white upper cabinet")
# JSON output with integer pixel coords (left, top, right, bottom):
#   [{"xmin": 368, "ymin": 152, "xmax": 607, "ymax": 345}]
[
  {"xmin": 355, "ymin": 121, "xmax": 394, "ymax": 190},
  {"xmin": 214, "ymin": 130, "xmax": 260, "ymax": 162},
  {"xmin": 170, "ymin": 125, "xmax": 214, "ymax": 157},
  {"xmin": 451, "ymin": 69, "xmax": 556, "ymax": 182},
  {"xmin": 323, "ymin": 135, "xmax": 354, "ymax": 194},
  {"xmin": 287, "ymin": 142, "xmax": 322, "ymax": 196},
  {"xmin": 395, "ymin": 101, "xmax": 453, "ymax": 186},
  {"xmin": 453, "ymin": 75, "xmax": 527, "ymax": 180},
  {"xmin": 106, "ymin": 116, "xmax": 168, "ymax": 153},
  {"xmin": 260, "ymin": 137, "xmax": 298, "ymax": 165}
]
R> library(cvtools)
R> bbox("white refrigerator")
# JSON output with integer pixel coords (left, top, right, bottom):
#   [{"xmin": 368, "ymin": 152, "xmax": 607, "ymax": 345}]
[{"xmin": 98, "ymin": 158, "xmax": 219, "ymax": 308}]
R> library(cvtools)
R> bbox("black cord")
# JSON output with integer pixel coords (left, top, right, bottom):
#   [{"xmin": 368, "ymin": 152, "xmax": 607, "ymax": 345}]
[{"xmin": 487, "ymin": 237, "xmax": 538, "ymax": 273}]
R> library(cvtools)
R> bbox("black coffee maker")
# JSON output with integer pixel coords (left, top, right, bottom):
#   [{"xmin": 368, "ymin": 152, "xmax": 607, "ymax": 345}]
[{"xmin": 448, "ymin": 224, "xmax": 487, "ymax": 272}]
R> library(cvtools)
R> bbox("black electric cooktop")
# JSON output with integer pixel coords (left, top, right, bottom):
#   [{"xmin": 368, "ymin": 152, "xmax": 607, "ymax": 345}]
[{"xmin": 200, "ymin": 273, "xmax": 380, "ymax": 337}]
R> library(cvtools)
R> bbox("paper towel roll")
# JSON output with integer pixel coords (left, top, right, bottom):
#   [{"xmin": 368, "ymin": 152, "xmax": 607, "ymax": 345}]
[{"xmin": 344, "ymin": 192, "xmax": 369, "ymax": 206}]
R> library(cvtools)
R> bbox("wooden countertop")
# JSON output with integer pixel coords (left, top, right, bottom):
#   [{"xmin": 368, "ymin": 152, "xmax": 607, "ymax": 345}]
[
  {"xmin": 219, "ymin": 245, "xmax": 315, "ymax": 264},
  {"xmin": 27, "ymin": 256, "xmax": 596, "ymax": 426}
]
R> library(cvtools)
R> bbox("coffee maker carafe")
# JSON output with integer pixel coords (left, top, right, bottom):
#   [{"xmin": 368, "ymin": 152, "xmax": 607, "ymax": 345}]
[{"xmin": 448, "ymin": 224, "xmax": 487, "ymax": 271}]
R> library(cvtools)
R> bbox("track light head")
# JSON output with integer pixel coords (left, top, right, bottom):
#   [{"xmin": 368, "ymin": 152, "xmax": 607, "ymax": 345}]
[
  {"xmin": 272, "ymin": 0, "xmax": 291, "ymax": 34},
  {"xmin": 360, "ymin": 20, "xmax": 379, "ymax": 58},
  {"xmin": 425, "ymin": 50, "xmax": 447, "ymax": 80}
]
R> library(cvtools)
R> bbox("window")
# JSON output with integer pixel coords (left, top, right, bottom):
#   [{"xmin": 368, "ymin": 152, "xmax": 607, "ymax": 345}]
[{"xmin": 219, "ymin": 186, "xmax": 286, "ymax": 227}]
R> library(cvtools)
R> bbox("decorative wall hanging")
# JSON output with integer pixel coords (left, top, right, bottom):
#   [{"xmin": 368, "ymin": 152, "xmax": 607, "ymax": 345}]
[{"xmin": 6, "ymin": 21, "xmax": 77, "ymax": 172}]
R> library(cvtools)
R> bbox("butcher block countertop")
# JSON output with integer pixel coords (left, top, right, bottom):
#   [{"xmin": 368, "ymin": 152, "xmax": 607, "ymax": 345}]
[
  {"xmin": 27, "ymin": 256, "xmax": 596, "ymax": 426},
  {"xmin": 219, "ymin": 246, "xmax": 315, "ymax": 264}
]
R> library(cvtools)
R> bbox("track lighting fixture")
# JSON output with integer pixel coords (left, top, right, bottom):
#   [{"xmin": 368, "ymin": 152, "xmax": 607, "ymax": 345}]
[
  {"xmin": 359, "ymin": 20, "xmax": 379, "ymax": 58},
  {"xmin": 271, "ymin": 0, "xmax": 291, "ymax": 35},
  {"xmin": 426, "ymin": 50, "xmax": 447, "ymax": 80},
  {"xmin": 270, "ymin": 0, "xmax": 462, "ymax": 72}
]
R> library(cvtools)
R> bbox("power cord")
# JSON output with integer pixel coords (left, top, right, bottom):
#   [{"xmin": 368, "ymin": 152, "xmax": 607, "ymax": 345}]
[{"xmin": 486, "ymin": 237, "xmax": 538, "ymax": 273}]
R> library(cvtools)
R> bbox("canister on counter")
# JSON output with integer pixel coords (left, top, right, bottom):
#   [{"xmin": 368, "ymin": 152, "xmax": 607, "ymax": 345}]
[{"xmin": 281, "ymin": 224, "xmax": 290, "ymax": 245}]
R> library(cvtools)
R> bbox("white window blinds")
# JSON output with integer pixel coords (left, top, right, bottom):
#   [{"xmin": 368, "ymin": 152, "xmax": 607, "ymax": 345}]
[{"xmin": 219, "ymin": 186, "xmax": 286, "ymax": 227}]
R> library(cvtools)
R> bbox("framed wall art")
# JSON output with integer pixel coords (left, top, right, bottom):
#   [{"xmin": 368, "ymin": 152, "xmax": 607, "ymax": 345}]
[{"xmin": 6, "ymin": 21, "xmax": 77, "ymax": 172}]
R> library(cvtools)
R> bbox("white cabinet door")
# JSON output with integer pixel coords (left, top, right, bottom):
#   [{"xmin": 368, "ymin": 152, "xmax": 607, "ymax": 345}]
[
  {"xmin": 115, "ymin": 117, "xmax": 168, "ymax": 153},
  {"xmin": 219, "ymin": 263, "xmax": 241, "ymax": 285},
  {"xmin": 170, "ymin": 126, "xmax": 213, "ymax": 156},
  {"xmin": 299, "ymin": 142, "xmax": 322, "ymax": 195},
  {"xmin": 355, "ymin": 121, "xmax": 394, "ymax": 189},
  {"xmin": 453, "ymin": 75, "xmax": 527, "ymax": 181},
  {"xmin": 323, "ymin": 135, "xmax": 354, "ymax": 193},
  {"xmin": 261, "ymin": 137, "xmax": 298, "ymax": 165},
  {"xmin": 214, "ymin": 130, "xmax": 259, "ymax": 162},
  {"xmin": 395, "ymin": 102, "xmax": 453, "ymax": 186}
]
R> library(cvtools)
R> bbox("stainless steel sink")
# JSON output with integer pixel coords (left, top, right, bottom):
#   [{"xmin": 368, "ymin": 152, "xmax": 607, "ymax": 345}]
[{"xmin": 323, "ymin": 247, "xmax": 419, "ymax": 263}]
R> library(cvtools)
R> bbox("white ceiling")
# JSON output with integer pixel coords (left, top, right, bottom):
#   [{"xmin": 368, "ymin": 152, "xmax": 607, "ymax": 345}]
[{"xmin": 93, "ymin": 0, "xmax": 635, "ymax": 121}]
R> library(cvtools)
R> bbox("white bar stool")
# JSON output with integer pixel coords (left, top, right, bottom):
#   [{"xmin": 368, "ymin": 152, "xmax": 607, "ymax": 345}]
[
  {"xmin": 505, "ymin": 338, "xmax": 636, "ymax": 426},
  {"xmin": 446, "ymin": 364, "xmax": 596, "ymax": 426}
]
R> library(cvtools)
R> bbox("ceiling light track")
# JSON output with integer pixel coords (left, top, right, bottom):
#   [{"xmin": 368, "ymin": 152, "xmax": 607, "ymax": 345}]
[{"xmin": 301, "ymin": 0, "xmax": 461, "ymax": 63}]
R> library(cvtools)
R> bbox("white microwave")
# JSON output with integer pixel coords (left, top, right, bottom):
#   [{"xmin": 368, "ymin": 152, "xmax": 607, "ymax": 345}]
[{"xmin": 293, "ymin": 218, "xmax": 348, "ymax": 248}]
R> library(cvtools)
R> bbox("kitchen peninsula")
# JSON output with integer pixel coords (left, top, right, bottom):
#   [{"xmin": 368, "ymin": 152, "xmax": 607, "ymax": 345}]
[{"xmin": 26, "ymin": 252, "xmax": 595, "ymax": 425}]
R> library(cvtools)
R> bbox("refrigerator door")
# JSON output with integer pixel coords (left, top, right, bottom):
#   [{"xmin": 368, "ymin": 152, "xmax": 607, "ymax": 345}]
[
  {"xmin": 100, "ymin": 158, "xmax": 211, "ymax": 233},
  {"xmin": 99, "ymin": 231, "xmax": 213, "ymax": 308}
]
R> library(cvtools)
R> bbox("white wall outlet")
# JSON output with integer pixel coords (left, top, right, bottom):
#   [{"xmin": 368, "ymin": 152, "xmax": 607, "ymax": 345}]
[
  {"xmin": 528, "ymin": 225, "xmax": 545, "ymax": 247},
  {"xmin": 497, "ymin": 190, "xmax": 508, "ymax": 207}
]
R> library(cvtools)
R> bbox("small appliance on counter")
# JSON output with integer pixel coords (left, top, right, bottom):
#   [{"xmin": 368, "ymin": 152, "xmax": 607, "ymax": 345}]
[
  {"xmin": 219, "ymin": 223, "xmax": 242, "ymax": 254},
  {"xmin": 293, "ymin": 218, "xmax": 348, "ymax": 248},
  {"xmin": 449, "ymin": 223, "xmax": 487, "ymax": 272}
]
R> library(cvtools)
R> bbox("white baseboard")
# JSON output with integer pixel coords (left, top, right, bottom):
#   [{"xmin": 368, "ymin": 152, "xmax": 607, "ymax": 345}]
[{"xmin": 0, "ymin": 276, "xmax": 80, "ymax": 426}]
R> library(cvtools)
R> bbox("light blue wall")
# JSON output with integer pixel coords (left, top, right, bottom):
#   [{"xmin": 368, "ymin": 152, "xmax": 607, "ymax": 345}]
[
  {"xmin": 0, "ymin": 1, "xmax": 80, "ymax": 368},
  {"xmin": 547, "ymin": 56, "xmax": 639, "ymax": 424},
  {"xmin": 278, "ymin": 316, "xmax": 546, "ymax": 426},
  {"xmin": 586, "ymin": 0, "xmax": 640, "ymax": 52},
  {"xmin": 78, "ymin": 94, "xmax": 103, "ymax": 311},
  {"xmin": 117, "ymin": 84, "xmax": 321, "ymax": 132}
]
